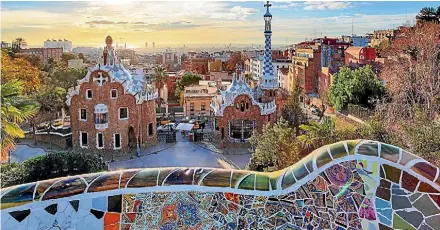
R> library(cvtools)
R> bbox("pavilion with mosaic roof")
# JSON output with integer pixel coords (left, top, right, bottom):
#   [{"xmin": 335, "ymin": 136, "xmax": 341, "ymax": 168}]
[{"xmin": 211, "ymin": 1, "xmax": 279, "ymax": 144}]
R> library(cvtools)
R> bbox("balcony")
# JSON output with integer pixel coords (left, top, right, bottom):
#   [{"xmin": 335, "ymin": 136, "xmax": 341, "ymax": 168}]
[{"xmin": 95, "ymin": 123, "xmax": 108, "ymax": 130}]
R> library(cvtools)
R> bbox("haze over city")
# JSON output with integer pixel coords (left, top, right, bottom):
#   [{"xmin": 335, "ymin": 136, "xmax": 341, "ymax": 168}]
[{"xmin": 2, "ymin": 1, "xmax": 438, "ymax": 48}]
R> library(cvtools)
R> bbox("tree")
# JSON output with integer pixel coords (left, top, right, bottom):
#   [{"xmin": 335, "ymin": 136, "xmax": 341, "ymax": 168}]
[
  {"xmin": 226, "ymin": 52, "xmax": 247, "ymax": 73},
  {"xmin": 44, "ymin": 66, "xmax": 87, "ymax": 90},
  {"xmin": 152, "ymin": 65, "xmax": 169, "ymax": 104},
  {"xmin": 16, "ymin": 53, "xmax": 44, "ymax": 69},
  {"xmin": 11, "ymin": 37, "xmax": 25, "ymax": 53},
  {"xmin": 0, "ymin": 80, "xmax": 39, "ymax": 162},
  {"xmin": 282, "ymin": 80, "xmax": 306, "ymax": 135},
  {"xmin": 416, "ymin": 6, "xmax": 440, "ymax": 23},
  {"xmin": 33, "ymin": 87, "xmax": 67, "ymax": 135},
  {"xmin": 297, "ymin": 117, "xmax": 338, "ymax": 151},
  {"xmin": 175, "ymin": 73, "xmax": 202, "ymax": 102},
  {"xmin": 329, "ymin": 65, "xmax": 386, "ymax": 111},
  {"xmin": 1, "ymin": 50, "xmax": 41, "ymax": 93},
  {"xmin": 248, "ymin": 119, "xmax": 301, "ymax": 172},
  {"xmin": 318, "ymin": 91, "xmax": 330, "ymax": 121},
  {"xmin": 374, "ymin": 39, "xmax": 390, "ymax": 57},
  {"xmin": 378, "ymin": 22, "xmax": 440, "ymax": 123},
  {"xmin": 61, "ymin": 52, "xmax": 77, "ymax": 66}
]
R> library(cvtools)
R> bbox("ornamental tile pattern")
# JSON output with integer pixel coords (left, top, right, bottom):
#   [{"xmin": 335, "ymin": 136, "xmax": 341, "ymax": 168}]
[{"xmin": 1, "ymin": 140, "xmax": 440, "ymax": 230}]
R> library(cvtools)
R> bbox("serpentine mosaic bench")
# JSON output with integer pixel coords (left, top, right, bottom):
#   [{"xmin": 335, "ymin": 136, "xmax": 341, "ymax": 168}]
[{"xmin": 1, "ymin": 140, "xmax": 440, "ymax": 230}]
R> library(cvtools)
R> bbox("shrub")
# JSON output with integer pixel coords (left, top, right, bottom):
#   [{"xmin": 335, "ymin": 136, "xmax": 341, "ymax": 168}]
[{"xmin": 1, "ymin": 152, "xmax": 106, "ymax": 187}]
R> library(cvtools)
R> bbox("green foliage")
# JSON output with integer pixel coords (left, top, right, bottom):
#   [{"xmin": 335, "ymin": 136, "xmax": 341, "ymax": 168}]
[
  {"xmin": 297, "ymin": 117, "xmax": 338, "ymax": 150},
  {"xmin": 329, "ymin": 65, "xmax": 386, "ymax": 110},
  {"xmin": 1, "ymin": 80, "xmax": 39, "ymax": 160},
  {"xmin": 61, "ymin": 52, "xmax": 78, "ymax": 65},
  {"xmin": 417, "ymin": 6, "xmax": 440, "ymax": 23},
  {"xmin": 175, "ymin": 73, "xmax": 202, "ymax": 100},
  {"xmin": 0, "ymin": 152, "xmax": 106, "ymax": 187},
  {"xmin": 44, "ymin": 67, "xmax": 87, "ymax": 90},
  {"xmin": 281, "ymin": 81, "xmax": 307, "ymax": 135},
  {"xmin": 402, "ymin": 109, "xmax": 440, "ymax": 155},
  {"xmin": 248, "ymin": 119, "xmax": 301, "ymax": 172}
]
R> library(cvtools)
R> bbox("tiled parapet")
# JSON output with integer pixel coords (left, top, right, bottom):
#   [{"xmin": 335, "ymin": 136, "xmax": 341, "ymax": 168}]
[{"xmin": 2, "ymin": 140, "xmax": 440, "ymax": 230}]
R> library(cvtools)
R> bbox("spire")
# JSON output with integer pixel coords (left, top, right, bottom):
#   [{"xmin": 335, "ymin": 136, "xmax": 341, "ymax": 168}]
[{"xmin": 261, "ymin": 1, "xmax": 277, "ymax": 90}]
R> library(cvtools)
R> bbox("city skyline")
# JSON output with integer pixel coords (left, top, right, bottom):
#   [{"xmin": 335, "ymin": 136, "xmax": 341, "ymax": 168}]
[{"xmin": 2, "ymin": 1, "xmax": 438, "ymax": 48}]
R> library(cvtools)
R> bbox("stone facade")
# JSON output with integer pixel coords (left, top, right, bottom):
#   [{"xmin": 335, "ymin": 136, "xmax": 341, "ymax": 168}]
[{"xmin": 70, "ymin": 71, "xmax": 157, "ymax": 152}]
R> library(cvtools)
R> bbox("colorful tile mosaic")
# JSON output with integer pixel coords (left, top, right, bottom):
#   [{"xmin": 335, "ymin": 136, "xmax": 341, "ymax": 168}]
[{"xmin": 1, "ymin": 140, "xmax": 440, "ymax": 230}]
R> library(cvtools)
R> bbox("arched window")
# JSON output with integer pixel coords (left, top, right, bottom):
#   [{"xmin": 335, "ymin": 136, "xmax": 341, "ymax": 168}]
[
  {"xmin": 240, "ymin": 101, "xmax": 245, "ymax": 112},
  {"xmin": 245, "ymin": 102, "xmax": 249, "ymax": 110}
]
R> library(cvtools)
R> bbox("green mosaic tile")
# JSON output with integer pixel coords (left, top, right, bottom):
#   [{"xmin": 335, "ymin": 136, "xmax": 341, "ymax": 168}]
[
  {"xmin": 238, "ymin": 174, "xmax": 255, "ymax": 190},
  {"xmin": 393, "ymin": 213, "xmax": 416, "ymax": 230},
  {"xmin": 383, "ymin": 164, "xmax": 401, "ymax": 184},
  {"xmin": 346, "ymin": 140, "xmax": 359, "ymax": 155},
  {"xmin": 315, "ymin": 146, "xmax": 332, "ymax": 168},
  {"xmin": 126, "ymin": 169, "xmax": 159, "ymax": 188},
  {"xmin": 281, "ymin": 169, "xmax": 296, "ymax": 190},
  {"xmin": 230, "ymin": 171, "xmax": 249, "ymax": 189},
  {"xmin": 255, "ymin": 174, "xmax": 270, "ymax": 191},
  {"xmin": 357, "ymin": 141, "xmax": 379, "ymax": 157},
  {"xmin": 380, "ymin": 143, "xmax": 400, "ymax": 163},
  {"xmin": 199, "ymin": 169, "xmax": 231, "ymax": 187},
  {"xmin": 328, "ymin": 142, "xmax": 348, "ymax": 159},
  {"xmin": 292, "ymin": 164, "xmax": 309, "ymax": 181}
]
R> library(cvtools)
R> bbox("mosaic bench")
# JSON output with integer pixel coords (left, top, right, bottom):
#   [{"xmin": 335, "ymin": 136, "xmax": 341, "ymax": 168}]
[{"xmin": 1, "ymin": 140, "xmax": 440, "ymax": 230}]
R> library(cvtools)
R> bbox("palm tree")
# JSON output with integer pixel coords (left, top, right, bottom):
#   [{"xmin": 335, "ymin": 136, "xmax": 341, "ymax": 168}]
[
  {"xmin": 297, "ymin": 117, "xmax": 337, "ymax": 150},
  {"xmin": 1, "ymin": 80, "xmax": 39, "ymax": 162},
  {"xmin": 152, "ymin": 65, "xmax": 169, "ymax": 113}
]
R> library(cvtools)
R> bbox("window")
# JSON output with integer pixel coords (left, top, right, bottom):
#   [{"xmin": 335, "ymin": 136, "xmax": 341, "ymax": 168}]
[
  {"xmin": 96, "ymin": 133, "xmax": 104, "ymax": 149},
  {"xmin": 268, "ymin": 114, "xmax": 271, "ymax": 121},
  {"xmin": 111, "ymin": 89, "xmax": 118, "ymax": 99},
  {"xmin": 148, "ymin": 123, "xmax": 153, "ymax": 136},
  {"xmin": 229, "ymin": 120, "xmax": 255, "ymax": 141},
  {"xmin": 79, "ymin": 108, "xmax": 87, "ymax": 121},
  {"xmin": 86, "ymin": 89, "xmax": 92, "ymax": 99},
  {"xmin": 240, "ymin": 101, "xmax": 245, "ymax": 112},
  {"xmin": 119, "ymin": 107, "xmax": 128, "ymax": 120},
  {"xmin": 190, "ymin": 103, "xmax": 194, "ymax": 111},
  {"xmin": 201, "ymin": 102, "xmax": 206, "ymax": 111},
  {"xmin": 114, "ymin": 133, "xmax": 121, "ymax": 149},
  {"xmin": 80, "ymin": 132, "xmax": 88, "ymax": 148}
]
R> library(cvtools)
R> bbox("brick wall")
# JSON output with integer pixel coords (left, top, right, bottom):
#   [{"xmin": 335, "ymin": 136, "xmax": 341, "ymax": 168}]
[
  {"xmin": 216, "ymin": 94, "xmax": 275, "ymax": 145},
  {"xmin": 70, "ymin": 70, "xmax": 157, "ymax": 152}
]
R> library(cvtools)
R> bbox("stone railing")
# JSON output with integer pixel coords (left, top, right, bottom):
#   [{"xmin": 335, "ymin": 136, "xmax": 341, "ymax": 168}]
[{"xmin": 1, "ymin": 140, "xmax": 439, "ymax": 230}]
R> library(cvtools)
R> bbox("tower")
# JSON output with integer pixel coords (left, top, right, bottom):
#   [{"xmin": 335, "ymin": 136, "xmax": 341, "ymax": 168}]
[
  {"xmin": 145, "ymin": 42, "xmax": 148, "ymax": 49},
  {"xmin": 260, "ymin": 1, "xmax": 277, "ymax": 92}
]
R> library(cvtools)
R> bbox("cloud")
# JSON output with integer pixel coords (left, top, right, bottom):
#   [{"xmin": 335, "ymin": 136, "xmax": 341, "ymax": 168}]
[
  {"xmin": 272, "ymin": 2, "xmax": 301, "ymax": 9},
  {"xmin": 86, "ymin": 20, "xmax": 116, "ymax": 25},
  {"xmin": 209, "ymin": 6, "xmax": 257, "ymax": 20},
  {"xmin": 304, "ymin": 1, "xmax": 351, "ymax": 10}
]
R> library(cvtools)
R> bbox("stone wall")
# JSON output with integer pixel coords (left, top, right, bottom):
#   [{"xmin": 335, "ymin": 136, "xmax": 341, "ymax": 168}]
[
  {"xmin": 2, "ymin": 140, "xmax": 440, "ymax": 230},
  {"xmin": 24, "ymin": 133, "xmax": 70, "ymax": 149}
]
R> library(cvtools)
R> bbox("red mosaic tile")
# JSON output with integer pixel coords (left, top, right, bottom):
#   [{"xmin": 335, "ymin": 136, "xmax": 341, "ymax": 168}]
[
  {"xmin": 418, "ymin": 182, "xmax": 440, "ymax": 194},
  {"xmin": 401, "ymin": 171, "xmax": 419, "ymax": 192},
  {"xmin": 411, "ymin": 162, "xmax": 437, "ymax": 182}
]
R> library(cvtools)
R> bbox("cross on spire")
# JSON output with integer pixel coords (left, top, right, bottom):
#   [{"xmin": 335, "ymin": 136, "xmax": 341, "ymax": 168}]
[{"xmin": 264, "ymin": 1, "xmax": 271, "ymax": 11}]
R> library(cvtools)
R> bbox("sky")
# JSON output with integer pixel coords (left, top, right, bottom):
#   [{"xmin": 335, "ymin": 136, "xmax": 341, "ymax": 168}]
[{"xmin": 1, "ymin": 1, "xmax": 439, "ymax": 48}]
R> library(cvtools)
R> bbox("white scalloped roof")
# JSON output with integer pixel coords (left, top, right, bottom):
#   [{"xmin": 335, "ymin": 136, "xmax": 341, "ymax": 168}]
[{"xmin": 66, "ymin": 63, "xmax": 158, "ymax": 106}]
